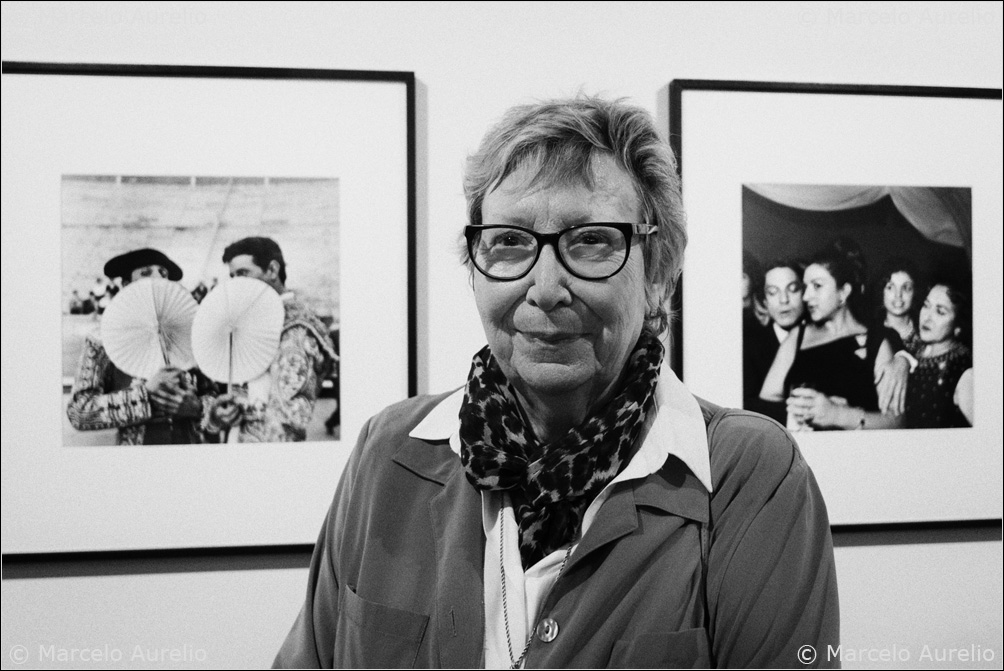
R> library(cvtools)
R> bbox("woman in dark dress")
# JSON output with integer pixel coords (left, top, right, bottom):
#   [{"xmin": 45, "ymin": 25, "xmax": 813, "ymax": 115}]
[
  {"xmin": 904, "ymin": 282, "xmax": 974, "ymax": 428},
  {"xmin": 760, "ymin": 238, "xmax": 901, "ymax": 431}
]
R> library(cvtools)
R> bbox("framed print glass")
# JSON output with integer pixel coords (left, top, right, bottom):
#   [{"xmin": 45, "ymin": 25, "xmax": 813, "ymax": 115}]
[
  {"xmin": 668, "ymin": 79, "xmax": 1002, "ymax": 525},
  {"xmin": 1, "ymin": 62, "xmax": 416, "ymax": 554}
]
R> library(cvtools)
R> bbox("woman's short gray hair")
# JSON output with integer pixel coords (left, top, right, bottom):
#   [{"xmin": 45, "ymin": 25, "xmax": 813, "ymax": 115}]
[{"xmin": 461, "ymin": 95, "xmax": 687, "ymax": 335}]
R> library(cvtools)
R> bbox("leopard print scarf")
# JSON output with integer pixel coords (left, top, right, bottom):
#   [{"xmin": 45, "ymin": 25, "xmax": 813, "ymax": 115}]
[{"xmin": 459, "ymin": 331, "xmax": 663, "ymax": 568}]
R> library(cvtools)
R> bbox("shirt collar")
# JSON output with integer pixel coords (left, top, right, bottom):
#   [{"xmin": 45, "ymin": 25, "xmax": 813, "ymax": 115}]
[
  {"xmin": 772, "ymin": 321, "xmax": 789, "ymax": 343},
  {"xmin": 408, "ymin": 362, "xmax": 713, "ymax": 493}
]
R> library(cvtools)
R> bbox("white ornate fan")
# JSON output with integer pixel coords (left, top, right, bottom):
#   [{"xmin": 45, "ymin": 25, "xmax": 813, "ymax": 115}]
[
  {"xmin": 101, "ymin": 278, "xmax": 198, "ymax": 380},
  {"xmin": 191, "ymin": 277, "xmax": 284, "ymax": 387}
]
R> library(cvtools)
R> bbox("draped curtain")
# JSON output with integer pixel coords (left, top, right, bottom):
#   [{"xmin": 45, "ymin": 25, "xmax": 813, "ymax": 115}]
[{"xmin": 745, "ymin": 184, "xmax": 971, "ymax": 255}]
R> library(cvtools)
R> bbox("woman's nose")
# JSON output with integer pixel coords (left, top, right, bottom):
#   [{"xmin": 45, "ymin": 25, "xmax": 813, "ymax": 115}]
[{"xmin": 526, "ymin": 245, "xmax": 573, "ymax": 311}]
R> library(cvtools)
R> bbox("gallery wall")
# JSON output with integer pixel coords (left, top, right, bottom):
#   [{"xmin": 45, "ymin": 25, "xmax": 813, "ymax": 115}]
[{"xmin": 2, "ymin": 2, "xmax": 1001, "ymax": 669}]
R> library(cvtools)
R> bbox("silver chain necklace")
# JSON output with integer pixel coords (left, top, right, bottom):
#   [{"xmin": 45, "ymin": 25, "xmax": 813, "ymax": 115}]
[{"xmin": 498, "ymin": 507, "xmax": 574, "ymax": 670}]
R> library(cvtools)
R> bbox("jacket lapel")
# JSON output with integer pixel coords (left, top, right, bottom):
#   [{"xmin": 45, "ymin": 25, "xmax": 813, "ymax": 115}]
[
  {"xmin": 566, "ymin": 457, "xmax": 709, "ymax": 573},
  {"xmin": 565, "ymin": 483, "xmax": 639, "ymax": 574}
]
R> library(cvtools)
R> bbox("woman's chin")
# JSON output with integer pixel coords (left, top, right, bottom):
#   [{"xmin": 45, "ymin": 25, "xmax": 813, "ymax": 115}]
[
  {"xmin": 520, "ymin": 363, "xmax": 589, "ymax": 392},
  {"xmin": 509, "ymin": 361, "xmax": 604, "ymax": 406}
]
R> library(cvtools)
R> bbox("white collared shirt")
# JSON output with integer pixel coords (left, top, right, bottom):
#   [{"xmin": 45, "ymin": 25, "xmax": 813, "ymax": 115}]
[
  {"xmin": 409, "ymin": 363, "xmax": 712, "ymax": 668},
  {"xmin": 772, "ymin": 321, "xmax": 791, "ymax": 344}
]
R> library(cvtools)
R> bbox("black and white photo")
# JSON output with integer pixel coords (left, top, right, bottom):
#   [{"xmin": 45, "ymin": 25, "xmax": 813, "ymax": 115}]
[
  {"xmin": 61, "ymin": 174, "xmax": 341, "ymax": 447},
  {"xmin": 741, "ymin": 183, "xmax": 973, "ymax": 431}
]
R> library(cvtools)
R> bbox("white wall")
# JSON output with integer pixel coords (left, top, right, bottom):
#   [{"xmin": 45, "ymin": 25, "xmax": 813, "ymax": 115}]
[{"xmin": 2, "ymin": 2, "xmax": 1001, "ymax": 669}]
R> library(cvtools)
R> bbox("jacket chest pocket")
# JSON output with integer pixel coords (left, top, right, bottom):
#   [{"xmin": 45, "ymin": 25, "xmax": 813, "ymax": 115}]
[
  {"xmin": 333, "ymin": 585, "xmax": 430, "ymax": 668},
  {"xmin": 609, "ymin": 627, "xmax": 711, "ymax": 668}
]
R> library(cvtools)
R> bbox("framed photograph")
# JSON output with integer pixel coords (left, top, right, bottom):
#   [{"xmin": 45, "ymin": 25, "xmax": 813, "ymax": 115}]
[
  {"xmin": 1, "ymin": 62, "xmax": 416, "ymax": 554},
  {"xmin": 668, "ymin": 80, "xmax": 1002, "ymax": 525}
]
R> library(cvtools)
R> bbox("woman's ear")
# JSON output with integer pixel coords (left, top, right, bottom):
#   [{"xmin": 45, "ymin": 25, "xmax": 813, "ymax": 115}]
[{"xmin": 839, "ymin": 283, "xmax": 853, "ymax": 306}]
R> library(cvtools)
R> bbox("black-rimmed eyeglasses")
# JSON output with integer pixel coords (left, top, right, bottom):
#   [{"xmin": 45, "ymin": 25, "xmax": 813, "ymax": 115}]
[{"xmin": 465, "ymin": 223, "xmax": 658, "ymax": 281}]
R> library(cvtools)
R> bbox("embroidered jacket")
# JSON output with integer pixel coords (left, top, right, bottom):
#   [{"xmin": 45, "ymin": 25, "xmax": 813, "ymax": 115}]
[
  {"xmin": 66, "ymin": 333, "xmax": 216, "ymax": 445},
  {"xmin": 203, "ymin": 295, "xmax": 336, "ymax": 442}
]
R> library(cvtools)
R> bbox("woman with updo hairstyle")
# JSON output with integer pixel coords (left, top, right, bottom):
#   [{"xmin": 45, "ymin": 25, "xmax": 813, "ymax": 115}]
[
  {"xmin": 874, "ymin": 256, "xmax": 924, "ymax": 352},
  {"xmin": 904, "ymin": 281, "xmax": 974, "ymax": 427},
  {"xmin": 761, "ymin": 237, "xmax": 901, "ymax": 430}
]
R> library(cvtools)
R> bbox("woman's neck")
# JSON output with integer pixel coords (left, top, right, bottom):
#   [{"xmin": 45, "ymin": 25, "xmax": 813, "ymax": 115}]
[
  {"xmin": 884, "ymin": 313, "xmax": 914, "ymax": 340},
  {"xmin": 513, "ymin": 380, "xmax": 618, "ymax": 443},
  {"xmin": 921, "ymin": 339, "xmax": 956, "ymax": 358},
  {"xmin": 817, "ymin": 306, "xmax": 864, "ymax": 336}
]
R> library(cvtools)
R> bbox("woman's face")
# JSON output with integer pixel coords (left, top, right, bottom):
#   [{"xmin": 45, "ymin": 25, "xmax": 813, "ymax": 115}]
[
  {"xmin": 919, "ymin": 285, "xmax": 958, "ymax": 344},
  {"xmin": 472, "ymin": 154, "xmax": 650, "ymax": 409},
  {"xmin": 802, "ymin": 263, "xmax": 849, "ymax": 324},
  {"xmin": 883, "ymin": 270, "xmax": 915, "ymax": 317}
]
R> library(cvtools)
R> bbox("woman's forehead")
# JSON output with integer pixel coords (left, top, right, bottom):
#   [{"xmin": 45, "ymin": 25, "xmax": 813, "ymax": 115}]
[
  {"xmin": 493, "ymin": 150, "xmax": 633, "ymax": 195},
  {"xmin": 927, "ymin": 285, "xmax": 955, "ymax": 307},
  {"xmin": 487, "ymin": 154, "xmax": 638, "ymax": 220},
  {"xmin": 804, "ymin": 263, "xmax": 834, "ymax": 282}
]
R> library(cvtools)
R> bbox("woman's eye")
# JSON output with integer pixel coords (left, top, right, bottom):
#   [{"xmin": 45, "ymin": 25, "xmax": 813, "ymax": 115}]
[
  {"xmin": 567, "ymin": 229, "xmax": 615, "ymax": 247},
  {"xmin": 482, "ymin": 229, "xmax": 533, "ymax": 250},
  {"xmin": 497, "ymin": 233, "xmax": 531, "ymax": 247}
]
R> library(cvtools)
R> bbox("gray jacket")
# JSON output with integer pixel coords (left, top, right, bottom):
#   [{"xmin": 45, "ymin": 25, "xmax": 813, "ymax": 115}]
[{"xmin": 275, "ymin": 393, "xmax": 839, "ymax": 668}]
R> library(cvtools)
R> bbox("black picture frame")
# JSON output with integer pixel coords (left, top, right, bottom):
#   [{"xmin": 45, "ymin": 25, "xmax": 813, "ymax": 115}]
[
  {"xmin": 1, "ymin": 62, "xmax": 417, "ymax": 556},
  {"xmin": 667, "ymin": 79, "xmax": 1002, "ymax": 525}
]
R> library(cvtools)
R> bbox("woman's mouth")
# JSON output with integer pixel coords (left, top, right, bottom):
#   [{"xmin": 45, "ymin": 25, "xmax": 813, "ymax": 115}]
[{"xmin": 519, "ymin": 331, "xmax": 580, "ymax": 344}]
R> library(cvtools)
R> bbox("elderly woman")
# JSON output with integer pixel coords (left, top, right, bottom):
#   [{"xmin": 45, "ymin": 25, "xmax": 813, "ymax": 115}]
[{"xmin": 276, "ymin": 97, "xmax": 838, "ymax": 668}]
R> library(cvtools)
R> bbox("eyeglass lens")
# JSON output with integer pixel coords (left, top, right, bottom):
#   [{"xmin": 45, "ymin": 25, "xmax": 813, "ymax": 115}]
[{"xmin": 469, "ymin": 225, "xmax": 630, "ymax": 280}]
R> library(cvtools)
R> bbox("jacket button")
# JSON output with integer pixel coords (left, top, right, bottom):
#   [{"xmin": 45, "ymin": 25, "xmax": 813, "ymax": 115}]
[{"xmin": 536, "ymin": 617, "xmax": 559, "ymax": 643}]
